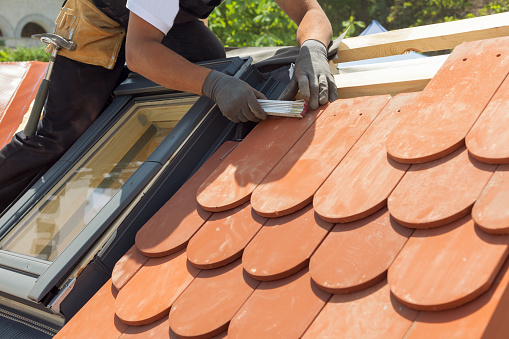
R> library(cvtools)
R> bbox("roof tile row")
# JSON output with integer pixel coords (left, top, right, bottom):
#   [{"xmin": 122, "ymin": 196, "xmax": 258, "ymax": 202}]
[{"xmin": 55, "ymin": 36, "xmax": 509, "ymax": 338}]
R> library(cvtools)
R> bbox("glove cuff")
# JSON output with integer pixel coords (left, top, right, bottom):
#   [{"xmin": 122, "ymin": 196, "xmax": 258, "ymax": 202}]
[
  {"xmin": 202, "ymin": 70, "xmax": 226, "ymax": 99},
  {"xmin": 302, "ymin": 39, "xmax": 327, "ymax": 52}
]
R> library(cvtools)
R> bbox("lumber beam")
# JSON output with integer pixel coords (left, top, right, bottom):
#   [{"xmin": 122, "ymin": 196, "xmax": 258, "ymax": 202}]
[
  {"xmin": 334, "ymin": 12, "xmax": 509, "ymax": 63},
  {"xmin": 334, "ymin": 55, "xmax": 448, "ymax": 99}
]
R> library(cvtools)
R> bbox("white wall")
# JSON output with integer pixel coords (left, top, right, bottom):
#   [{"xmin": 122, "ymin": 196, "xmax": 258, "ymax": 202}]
[{"xmin": 0, "ymin": 0, "xmax": 62, "ymax": 47}]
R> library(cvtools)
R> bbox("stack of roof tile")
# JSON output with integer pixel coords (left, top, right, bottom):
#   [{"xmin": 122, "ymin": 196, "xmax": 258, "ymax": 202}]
[{"xmin": 55, "ymin": 36, "xmax": 509, "ymax": 338}]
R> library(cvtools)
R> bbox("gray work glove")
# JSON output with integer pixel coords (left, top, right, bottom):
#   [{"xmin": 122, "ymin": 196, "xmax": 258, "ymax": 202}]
[
  {"xmin": 202, "ymin": 70, "xmax": 267, "ymax": 123},
  {"xmin": 281, "ymin": 39, "xmax": 338, "ymax": 110}
]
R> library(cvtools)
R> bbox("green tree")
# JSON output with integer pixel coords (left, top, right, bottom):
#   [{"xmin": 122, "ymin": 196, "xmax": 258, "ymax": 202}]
[
  {"xmin": 0, "ymin": 46, "xmax": 50, "ymax": 62},
  {"xmin": 209, "ymin": 0, "xmax": 298, "ymax": 47},
  {"xmin": 476, "ymin": 0, "xmax": 509, "ymax": 15},
  {"xmin": 386, "ymin": 0, "xmax": 472, "ymax": 29},
  {"xmin": 318, "ymin": 0, "xmax": 368, "ymax": 36}
]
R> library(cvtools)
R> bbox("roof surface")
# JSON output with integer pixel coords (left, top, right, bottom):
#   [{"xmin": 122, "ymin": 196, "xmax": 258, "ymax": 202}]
[
  {"xmin": 54, "ymin": 36, "xmax": 509, "ymax": 338},
  {"xmin": 0, "ymin": 61, "xmax": 46, "ymax": 148}
]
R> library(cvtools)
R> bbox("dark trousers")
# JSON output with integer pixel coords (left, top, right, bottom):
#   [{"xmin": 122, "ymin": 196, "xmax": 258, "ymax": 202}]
[{"xmin": 0, "ymin": 18, "xmax": 225, "ymax": 213}]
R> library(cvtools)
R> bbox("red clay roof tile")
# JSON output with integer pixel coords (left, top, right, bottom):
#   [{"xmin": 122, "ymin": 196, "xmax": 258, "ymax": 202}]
[
  {"xmin": 302, "ymin": 279, "xmax": 418, "ymax": 339},
  {"xmin": 119, "ymin": 316, "xmax": 172, "ymax": 338},
  {"xmin": 0, "ymin": 62, "xmax": 46, "ymax": 148},
  {"xmin": 388, "ymin": 147, "xmax": 496, "ymax": 228},
  {"xmin": 115, "ymin": 250, "xmax": 199, "ymax": 326},
  {"xmin": 472, "ymin": 165, "xmax": 509, "ymax": 234},
  {"xmin": 405, "ymin": 259, "xmax": 509, "ymax": 339},
  {"xmin": 196, "ymin": 107, "xmax": 325, "ymax": 212},
  {"xmin": 386, "ymin": 37, "xmax": 509, "ymax": 164},
  {"xmin": 187, "ymin": 202, "xmax": 267, "ymax": 269},
  {"xmin": 466, "ymin": 75, "xmax": 509, "ymax": 164},
  {"xmin": 112, "ymin": 245, "xmax": 149, "ymax": 291},
  {"xmin": 310, "ymin": 207, "xmax": 412, "ymax": 294},
  {"xmin": 251, "ymin": 95, "xmax": 390, "ymax": 218},
  {"xmin": 55, "ymin": 36, "xmax": 509, "ymax": 338},
  {"xmin": 135, "ymin": 141, "xmax": 238, "ymax": 257},
  {"xmin": 242, "ymin": 204, "xmax": 333, "ymax": 281},
  {"xmin": 54, "ymin": 280, "xmax": 128, "ymax": 339},
  {"xmin": 388, "ymin": 216, "xmax": 509, "ymax": 311},
  {"xmin": 314, "ymin": 92, "xmax": 417, "ymax": 223},
  {"xmin": 169, "ymin": 260, "xmax": 259, "ymax": 339},
  {"xmin": 228, "ymin": 268, "xmax": 329, "ymax": 338}
]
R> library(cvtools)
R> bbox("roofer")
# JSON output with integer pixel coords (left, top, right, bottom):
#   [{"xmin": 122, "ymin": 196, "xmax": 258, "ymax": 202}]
[{"xmin": 0, "ymin": 0, "xmax": 336, "ymax": 213}]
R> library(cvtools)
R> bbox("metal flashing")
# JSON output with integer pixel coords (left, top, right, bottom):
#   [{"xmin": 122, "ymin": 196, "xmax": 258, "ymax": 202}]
[
  {"xmin": 114, "ymin": 57, "xmax": 248, "ymax": 96},
  {"xmin": 48, "ymin": 278, "xmax": 76, "ymax": 314}
]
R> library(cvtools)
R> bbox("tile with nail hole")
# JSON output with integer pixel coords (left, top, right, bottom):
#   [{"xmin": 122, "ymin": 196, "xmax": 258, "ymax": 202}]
[
  {"xmin": 197, "ymin": 107, "xmax": 325, "ymax": 212},
  {"xmin": 251, "ymin": 95, "xmax": 390, "ymax": 218},
  {"xmin": 386, "ymin": 37, "xmax": 509, "ymax": 163},
  {"xmin": 314, "ymin": 93, "xmax": 417, "ymax": 223}
]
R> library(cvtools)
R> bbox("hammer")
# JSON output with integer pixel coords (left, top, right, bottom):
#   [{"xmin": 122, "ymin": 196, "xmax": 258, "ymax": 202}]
[{"xmin": 24, "ymin": 33, "xmax": 77, "ymax": 137}]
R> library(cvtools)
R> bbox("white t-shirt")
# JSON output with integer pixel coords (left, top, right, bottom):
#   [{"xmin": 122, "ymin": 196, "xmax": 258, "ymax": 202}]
[{"xmin": 126, "ymin": 0, "xmax": 180, "ymax": 34}]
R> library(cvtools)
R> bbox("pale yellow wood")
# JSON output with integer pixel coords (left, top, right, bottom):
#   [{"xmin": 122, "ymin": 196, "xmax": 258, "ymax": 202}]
[
  {"xmin": 333, "ymin": 12, "xmax": 509, "ymax": 63},
  {"xmin": 334, "ymin": 55, "xmax": 447, "ymax": 98},
  {"xmin": 16, "ymin": 99, "xmax": 35, "ymax": 134},
  {"xmin": 329, "ymin": 60, "xmax": 339, "ymax": 75},
  {"xmin": 139, "ymin": 101, "xmax": 194, "ymax": 130}
]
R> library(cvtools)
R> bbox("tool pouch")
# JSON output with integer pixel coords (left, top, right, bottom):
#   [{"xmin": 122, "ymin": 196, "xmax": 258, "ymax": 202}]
[{"xmin": 50, "ymin": 0, "xmax": 125, "ymax": 69}]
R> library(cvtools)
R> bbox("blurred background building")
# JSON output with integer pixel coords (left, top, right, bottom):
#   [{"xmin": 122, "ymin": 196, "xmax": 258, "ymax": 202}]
[{"xmin": 0, "ymin": 0, "xmax": 61, "ymax": 48}]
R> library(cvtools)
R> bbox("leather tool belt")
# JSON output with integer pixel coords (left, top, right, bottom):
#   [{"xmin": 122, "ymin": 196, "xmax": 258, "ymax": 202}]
[{"xmin": 51, "ymin": 0, "xmax": 126, "ymax": 69}]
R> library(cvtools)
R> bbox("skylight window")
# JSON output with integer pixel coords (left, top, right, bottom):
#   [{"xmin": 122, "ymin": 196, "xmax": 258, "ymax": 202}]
[{"xmin": 0, "ymin": 96, "xmax": 198, "ymax": 262}]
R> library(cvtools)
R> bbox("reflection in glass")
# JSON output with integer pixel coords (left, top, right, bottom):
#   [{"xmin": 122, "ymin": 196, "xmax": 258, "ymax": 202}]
[{"xmin": 0, "ymin": 96, "xmax": 198, "ymax": 261}]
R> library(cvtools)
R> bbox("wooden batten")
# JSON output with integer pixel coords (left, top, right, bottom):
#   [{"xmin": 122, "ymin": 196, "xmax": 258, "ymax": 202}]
[
  {"xmin": 328, "ymin": 12, "xmax": 509, "ymax": 98},
  {"xmin": 334, "ymin": 12, "xmax": 509, "ymax": 63},
  {"xmin": 335, "ymin": 55, "xmax": 448, "ymax": 98}
]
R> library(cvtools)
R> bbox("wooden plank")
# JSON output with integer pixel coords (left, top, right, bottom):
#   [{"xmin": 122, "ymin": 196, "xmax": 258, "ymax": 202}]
[
  {"xmin": 333, "ymin": 12, "xmax": 509, "ymax": 63},
  {"xmin": 334, "ymin": 55, "xmax": 446, "ymax": 98}
]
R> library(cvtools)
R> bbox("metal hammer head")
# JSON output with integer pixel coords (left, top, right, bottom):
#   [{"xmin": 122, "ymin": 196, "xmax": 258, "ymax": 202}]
[{"xmin": 32, "ymin": 33, "xmax": 77, "ymax": 51}]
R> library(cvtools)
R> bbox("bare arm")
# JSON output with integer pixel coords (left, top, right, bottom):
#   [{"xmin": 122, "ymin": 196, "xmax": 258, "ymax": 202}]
[
  {"xmin": 125, "ymin": 11, "xmax": 265, "ymax": 123},
  {"xmin": 125, "ymin": 12, "xmax": 211, "ymax": 95},
  {"xmin": 276, "ymin": 0, "xmax": 336, "ymax": 108},
  {"xmin": 274, "ymin": 0, "xmax": 333, "ymax": 47}
]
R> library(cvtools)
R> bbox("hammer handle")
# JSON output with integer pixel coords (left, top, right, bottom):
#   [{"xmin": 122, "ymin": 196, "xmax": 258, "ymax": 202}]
[{"xmin": 24, "ymin": 78, "xmax": 49, "ymax": 137}]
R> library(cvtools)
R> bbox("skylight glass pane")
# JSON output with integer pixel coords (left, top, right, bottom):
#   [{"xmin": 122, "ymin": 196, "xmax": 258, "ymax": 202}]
[{"xmin": 0, "ymin": 96, "xmax": 198, "ymax": 262}]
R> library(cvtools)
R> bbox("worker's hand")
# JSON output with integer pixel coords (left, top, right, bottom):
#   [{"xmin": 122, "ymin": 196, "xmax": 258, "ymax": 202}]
[
  {"xmin": 202, "ymin": 70, "xmax": 267, "ymax": 123},
  {"xmin": 281, "ymin": 39, "xmax": 337, "ymax": 110}
]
